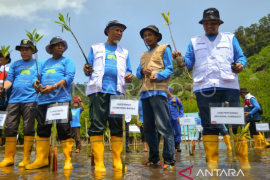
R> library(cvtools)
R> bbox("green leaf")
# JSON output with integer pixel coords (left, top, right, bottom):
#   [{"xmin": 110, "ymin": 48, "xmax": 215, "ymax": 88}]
[
  {"xmin": 161, "ymin": 13, "xmax": 166, "ymax": 21},
  {"xmin": 167, "ymin": 15, "xmax": 170, "ymax": 23},
  {"xmin": 244, "ymin": 122, "xmax": 250, "ymax": 132},
  {"xmin": 66, "ymin": 13, "xmax": 69, "ymax": 22},
  {"xmin": 237, "ymin": 126, "xmax": 241, "ymax": 135},
  {"xmin": 59, "ymin": 13, "xmax": 65, "ymax": 23},
  {"xmin": 32, "ymin": 29, "xmax": 36, "ymax": 36},
  {"xmin": 63, "ymin": 25, "xmax": 70, "ymax": 31},
  {"xmin": 162, "ymin": 23, "xmax": 168, "ymax": 26},
  {"xmin": 245, "ymin": 136, "xmax": 252, "ymax": 140},
  {"xmin": 167, "ymin": 12, "xmax": 170, "ymax": 16},
  {"xmin": 54, "ymin": 21, "xmax": 62, "ymax": 25},
  {"xmin": 62, "ymin": 26, "xmax": 64, "ymax": 32},
  {"xmin": 69, "ymin": 17, "xmax": 70, "ymax": 27},
  {"xmin": 26, "ymin": 34, "xmax": 32, "ymax": 40},
  {"xmin": 37, "ymin": 35, "xmax": 44, "ymax": 42}
]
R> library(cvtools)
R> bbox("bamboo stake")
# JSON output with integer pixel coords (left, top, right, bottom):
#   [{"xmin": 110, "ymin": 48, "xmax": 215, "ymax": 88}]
[
  {"xmin": 122, "ymin": 114, "xmax": 126, "ymax": 174},
  {"xmin": 263, "ymin": 131, "xmax": 267, "ymax": 149},
  {"xmin": 85, "ymin": 118, "xmax": 89, "ymax": 158},
  {"xmin": 108, "ymin": 126, "xmax": 112, "ymax": 151},
  {"xmin": 187, "ymin": 125, "xmax": 193, "ymax": 155},
  {"xmin": 182, "ymin": 125, "xmax": 187, "ymax": 149},
  {"xmin": 133, "ymin": 132, "xmax": 136, "ymax": 151},
  {"xmin": 225, "ymin": 101, "xmax": 237, "ymax": 169}
]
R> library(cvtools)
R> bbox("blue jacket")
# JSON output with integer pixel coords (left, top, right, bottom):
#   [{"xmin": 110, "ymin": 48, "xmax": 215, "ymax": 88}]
[{"xmin": 168, "ymin": 96, "xmax": 184, "ymax": 120}]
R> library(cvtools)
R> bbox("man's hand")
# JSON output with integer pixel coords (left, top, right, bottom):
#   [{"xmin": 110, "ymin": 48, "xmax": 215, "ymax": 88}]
[
  {"xmin": 83, "ymin": 64, "xmax": 94, "ymax": 76},
  {"xmin": 233, "ymin": 63, "xmax": 244, "ymax": 73},
  {"xmin": 34, "ymin": 80, "xmax": 43, "ymax": 93},
  {"xmin": 177, "ymin": 117, "xmax": 180, "ymax": 124},
  {"xmin": 150, "ymin": 73, "xmax": 158, "ymax": 83},
  {"xmin": 244, "ymin": 112, "xmax": 250, "ymax": 118},
  {"xmin": 137, "ymin": 122, "xmax": 141, "ymax": 127},
  {"xmin": 41, "ymin": 85, "xmax": 54, "ymax": 94},
  {"xmin": 125, "ymin": 73, "xmax": 132, "ymax": 83},
  {"xmin": 142, "ymin": 67, "xmax": 153, "ymax": 77},
  {"xmin": 78, "ymin": 96, "xmax": 82, "ymax": 102},
  {"xmin": 172, "ymin": 51, "xmax": 182, "ymax": 59}
]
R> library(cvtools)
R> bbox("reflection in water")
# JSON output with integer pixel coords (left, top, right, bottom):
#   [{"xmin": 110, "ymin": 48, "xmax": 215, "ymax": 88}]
[{"xmin": 0, "ymin": 141, "xmax": 269, "ymax": 179}]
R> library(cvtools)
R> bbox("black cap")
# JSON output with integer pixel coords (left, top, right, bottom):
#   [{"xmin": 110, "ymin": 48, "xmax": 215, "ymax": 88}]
[
  {"xmin": 45, "ymin": 36, "xmax": 68, "ymax": 54},
  {"xmin": 0, "ymin": 50, "xmax": 11, "ymax": 64},
  {"xmin": 104, "ymin": 20, "xmax": 127, "ymax": 36},
  {"xmin": 199, "ymin": 8, "xmax": 224, "ymax": 24},
  {"xmin": 140, "ymin": 25, "xmax": 162, "ymax": 42},
  {"xmin": 239, "ymin": 88, "xmax": 249, "ymax": 93},
  {"xmin": 15, "ymin": 39, "xmax": 38, "ymax": 53}
]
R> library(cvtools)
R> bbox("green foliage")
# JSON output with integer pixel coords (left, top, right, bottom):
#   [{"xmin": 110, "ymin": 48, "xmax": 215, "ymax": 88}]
[
  {"xmin": 55, "ymin": 13, "xmax": 71, "ymax": 33},
  {"xmin": 235, "ymin": 14, "xmax": 270, "ymax": 58},
  {"xmin": 25, "ymin": 29, "xmax": 44, "ymax": 45},
  {"xmin": 0, "ymin": 45, "xmax": 13, "ymax": 59}
]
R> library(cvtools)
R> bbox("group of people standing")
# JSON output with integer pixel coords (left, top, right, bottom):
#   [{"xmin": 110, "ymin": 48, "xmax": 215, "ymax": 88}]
[{"xmin": 0, "ymin": 6, "xmax": 268, "ymax": 174}]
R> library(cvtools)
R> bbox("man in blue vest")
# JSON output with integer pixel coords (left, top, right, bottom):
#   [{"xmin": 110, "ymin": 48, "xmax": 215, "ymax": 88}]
[
  {"xmin": 172, "ymin": 8, "xmax": 247, "ymax": 169},
  {"xmin": 167, "ymin": 86, "xmax": 183, "ymax": 152},
  {"xmin": 83, "ymin": 20, "xmax": 132, "ymax": 172},
  {"xmin": 70, "ymin": 96, "xmax": 84, "ymax": 153}
]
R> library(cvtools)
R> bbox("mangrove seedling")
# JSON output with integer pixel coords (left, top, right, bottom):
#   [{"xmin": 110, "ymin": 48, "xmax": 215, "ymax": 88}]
[{"xmin": 54, "ymin": 13, "xmax": 94, "ymax": 74}]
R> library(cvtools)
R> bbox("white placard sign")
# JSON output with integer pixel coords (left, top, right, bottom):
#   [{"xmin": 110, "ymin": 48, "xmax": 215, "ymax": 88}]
[
  {"xmin": 129, "ymin": 125, "xmax": 140, "ymax": 133},
  {"xmin": 46, "ymin": 105, "xmax": 68, "ymax": 121},
  {"xmin": 0, "ymin": 113, "xmax": 7, "ymax": 127},
  {"xmin": 110, "ymin": 100, "xmax": 138, "ymax": 115},
  {"xmin": 179, "ymin": 117, "xmax": 195, "ymax": 126},
  {"xmin": 196, "ymin": 125, "xmax": 203, "ymax": 132},
  {"xmin": 210, "ymin": 107, "xmax": 244, "ymax": 125},
  {"xmin": 256, "ymin": 123, "xmax": 270, "ymax": 132}
]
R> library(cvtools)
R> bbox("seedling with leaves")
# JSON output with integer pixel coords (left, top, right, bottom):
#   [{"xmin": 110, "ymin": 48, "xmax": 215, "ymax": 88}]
[
  {"xmin": 0, "ymin": 45, "xmax": 13, "ymax": 100},
  {"xmin": 161, "ymin": 12, "xmax": 192, "ymax": 79},
  {"xmin": 234, "ymin": 123, "xmax": 251, "ymax": 156},
  {"xmin": 25, "ymin": 29, "xmax": 44, "ymax": 91},
  {"xmin": 54, "ymin": 13, "xmax": 93, "ymax": 74}
]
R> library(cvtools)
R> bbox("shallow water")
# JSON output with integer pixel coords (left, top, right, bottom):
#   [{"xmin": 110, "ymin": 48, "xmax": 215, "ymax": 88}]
[{"xmin": 0, "ymin": 141, "xmax": 270, "ymax": 180}]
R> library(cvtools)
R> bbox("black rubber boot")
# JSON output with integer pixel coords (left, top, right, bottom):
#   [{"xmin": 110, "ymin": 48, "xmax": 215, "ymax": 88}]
[{"xmin": 175, "ymin": 142, "xmax": 181, "ymax": 152}]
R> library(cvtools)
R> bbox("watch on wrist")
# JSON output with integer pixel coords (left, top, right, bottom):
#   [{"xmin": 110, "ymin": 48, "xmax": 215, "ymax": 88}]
[{"xmin": 53, "ymin": 84, "xmax": 57, "ymax": 90}]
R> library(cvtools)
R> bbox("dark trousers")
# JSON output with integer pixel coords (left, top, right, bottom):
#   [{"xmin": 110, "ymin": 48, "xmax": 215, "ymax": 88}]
[
  {"xmin": 198, "ymin": 132, "xmax": 202, "ymax": 140},
  {"xmin": 37, "ymin": 103, "xmax": 74, "ymax": 141},
  {"xmin": 72, "ymin": 127, "xmax": 81, "ymax": 150},
  {"xmin": 126, "ymin": 122, "xmax": 130, "ymax": 148},
  {"xmin": 5, "ymin": 103, "xmax": 37, "ymax": 137},
  {"xmin": 249, "ymin": 121, "xmax": 260, "ymax": 137},
  {"xmin": 142, "ymin": 96, "xmax": 175, "ymax": 165},
  {"xmin": 88, "ymin": 93, "xmax": 123, "ymax": 137},
  {"xmin": 196, "ymin": 90, "xmax": 240, "ymax": 135}
]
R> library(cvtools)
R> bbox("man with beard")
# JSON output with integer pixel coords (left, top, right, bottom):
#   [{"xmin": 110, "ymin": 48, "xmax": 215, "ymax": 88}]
[
  {"xmin": 83, "ymin": 20, "xmax": 132, "ymax": 172},
  {"xmin": 26, "ymin": 37, "xmax": 75, "ymax": 170},
  {"xmin": 172, "ymin": 8, "xmax": 247, "ymax": 169}
]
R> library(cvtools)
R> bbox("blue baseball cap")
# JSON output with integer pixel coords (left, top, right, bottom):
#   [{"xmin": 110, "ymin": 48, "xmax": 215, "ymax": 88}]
[{"xmin": 168, "ymin": 86, "xmax": 172, "ymax": 91}]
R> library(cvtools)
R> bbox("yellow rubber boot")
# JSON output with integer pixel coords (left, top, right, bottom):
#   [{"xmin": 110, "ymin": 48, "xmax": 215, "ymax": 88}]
[
  {"xmin": 223, "ymin": 135, "xmax": 232, "ymax": 150},
  {"xmin": 203, "ymin": 135, "xmax": 219, "ymax": 169},
  {"xmin": 90, "ymin": 135, "xmax": 106, "ymax": 172},
  {"xmin": 253, "ymin": 135, "xmax": 263, "ymax": 148},
  {"xmin": 0, "ymin": 137, "xmax": 17, "ymax": 167},
  {"xmin": 62, "ymin": 138, "xmax": 74, "ymax": 170},
  {"xmin": 18, "ymin": 136, "xmax": 34, "ymax": 167},
  {"xmin": 234, "ymin": 134, "xmax": 251, "ymax": 169},
  {"xmin": 111, "ymin": 136, "xmax": 127, "ymax": 171},
  {"xmin": 259, "ymin": 132, "xmax": 270, "ymax": 148},
  {"xmin": 25, "ymin": 136, "xmax": 50, "ymax": 170}
]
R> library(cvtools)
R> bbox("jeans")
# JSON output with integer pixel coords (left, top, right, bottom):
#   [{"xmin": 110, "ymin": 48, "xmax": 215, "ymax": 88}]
[
  {"xmin": 142, "ymin": 95, "xmax": 175, "ymax": 165},
  {"xmin": 196, "ymin": 90, "xmax": 240, "ymax": 135}
]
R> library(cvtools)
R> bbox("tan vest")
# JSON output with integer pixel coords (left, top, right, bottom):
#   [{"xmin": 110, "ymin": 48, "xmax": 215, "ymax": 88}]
[{"xmin": 140, "ymin": 44, "xmax": 171, "ymax": 93}]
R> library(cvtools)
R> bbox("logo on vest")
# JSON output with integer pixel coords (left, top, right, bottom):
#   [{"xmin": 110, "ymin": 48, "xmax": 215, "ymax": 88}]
[
  {"xmin": 219, "ymin": 41, "xmax": 227, "ymax": 43},
  {"xmin": 197, "ymin": 43, "xmax": 205, "ymax": 45}
]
